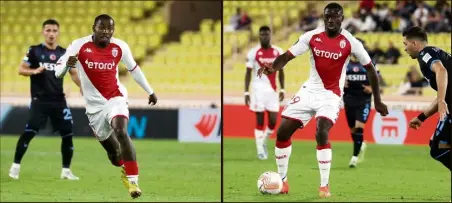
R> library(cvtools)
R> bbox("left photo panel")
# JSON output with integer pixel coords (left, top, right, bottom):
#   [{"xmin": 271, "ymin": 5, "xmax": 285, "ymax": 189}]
[{"xmin": 0, "ymin": 1, "xmax": 221, "ymax": 202}]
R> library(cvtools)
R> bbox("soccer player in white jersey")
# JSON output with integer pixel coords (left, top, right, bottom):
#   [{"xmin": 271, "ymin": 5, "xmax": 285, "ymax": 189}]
[
  {"xmin": 258, "ymin": 3, "xmax": 389, "ymax": 198},
  {"xmin": 54, "ymin": 14, "xmax": 157, "ymax": 199},
  {"xmin": 245, "ymin": 26, "xmax": 285, "ymax": 160}
]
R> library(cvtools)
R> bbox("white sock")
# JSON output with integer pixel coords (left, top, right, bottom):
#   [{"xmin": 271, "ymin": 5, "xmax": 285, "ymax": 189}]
[
  {"xmin": 275, "ymin": 145, "xmax": 292, "ymax": 182},
  {"xmin": 264, "ymin": 127, "xmax": 274, "ymax": 138},
  {"xmin": 11, "ymin": 163, "xmax": 20, "ymax": 168},
  {"xmin": 62, "ymin": 168, "xmax": 71, "ymax": 173},
  {"xmin": 127, "ymin": 175, "xmax": 139, "ymax": 185},
  {"xmin": 316, "ymin": 148, "xmax": 332, "ymax": 187},
  {"xmin": 255, "ymin": 129, "xmax": 265, "ymax": 153}
]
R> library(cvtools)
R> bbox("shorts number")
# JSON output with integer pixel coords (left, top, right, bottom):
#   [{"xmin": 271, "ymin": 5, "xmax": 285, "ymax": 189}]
[
  {"xmin": 289, "ymin": 96, "xmax": 300, "ymax": 104},
  {"xmin": 63, "ymin": 108, "xmax": 73, "ymax": 120}
]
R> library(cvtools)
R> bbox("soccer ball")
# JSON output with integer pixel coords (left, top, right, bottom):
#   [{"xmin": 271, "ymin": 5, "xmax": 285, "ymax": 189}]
[{"xmin": 257, "ymin": 171, "xmax": 283, "ymax": 194}]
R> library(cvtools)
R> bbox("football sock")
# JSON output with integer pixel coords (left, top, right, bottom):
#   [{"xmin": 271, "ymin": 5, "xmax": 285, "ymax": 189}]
[
  {"xmin": 264, "ymin": 126, "xmax": 274, "ymax": 138},
  {"xmin": 61, "ymin": 132, "xmax": 74, "ymax": 168},
  {"xmin": 255, "ymin": 125, "xmax": 265, "ymax": 153},
  {"xmin": 13, "ymin": 130, "xmax": 37, "ymax": 164},
  {"xmin": 352, "ymin": 128, "xmax": 363, "ymax": 157},
  {"xmin": 275, "ymin": 139, "xmax": 292, "ymax": 181},
  {"xmin": 317, "ymin": 143, "xmax": 332, "ymax": 187},
  {"xmin": 124, "ymin": 161, "xmax": 139, "ymax": 184}
]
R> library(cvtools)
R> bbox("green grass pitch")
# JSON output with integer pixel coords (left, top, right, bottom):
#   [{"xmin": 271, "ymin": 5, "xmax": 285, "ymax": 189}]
[
  {"xmin": 223, "ymin": 138, "xmax": 451, "ymax": 202},
  {"xmin": 0, "ymin": 135, "xmax": 220, "ymax": 202}
]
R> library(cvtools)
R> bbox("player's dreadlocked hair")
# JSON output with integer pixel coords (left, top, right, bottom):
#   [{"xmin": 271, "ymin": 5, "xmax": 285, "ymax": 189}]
[
  {"xmin": 324, "ymin": 2, "xmax": 343, "ymax": 12},
  {"xmin": 259, "ymin": 26, "xmax": 271, "ymax": 32},
  {"xmin": 94, "ymin": 14, "xmax": 115, "ymax": 25},
  {"xmin": 42, "ymin": 19, "xmax": 59, "ymax": 28},
  {"xmin": 402, "ymin": 26, "xmax": 428, "ymax": 42}
]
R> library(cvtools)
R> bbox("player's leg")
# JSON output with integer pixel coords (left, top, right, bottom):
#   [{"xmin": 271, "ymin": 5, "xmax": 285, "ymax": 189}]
[
  {"xmin": 250, "ymin": 91, "xmax": 267, "ymax": 159},
  {"xmin": 350, "ymin": 101, "xmax": 371, "ymax": 167},
  {"xmin": 254, "ymin": 111, "xmax": 267, "ymax": 159},
  {"xmin": 49, "ymin": 101, "xmax": 79, "ymax": 180},
  {"xmin": 9, "ymin": 100, "xmax": 46, "ymax": 179},
  {"xmin": 429, "ymin": 115, "xmax": 451, "ymax": 170},
  {"xmin": 344, "ymin": 101, "xmax": 358, "ymax": 167},
  {"xmin": 314, "ymin": 93, "xmax": 341, "ymax": 198},
  {"xmin": 107, "ymin": 97, "xmax": 140, "ymax": 198},
  {"xmin": 276, "ymin": 90, "xmax": 314, "ymax": 194}
]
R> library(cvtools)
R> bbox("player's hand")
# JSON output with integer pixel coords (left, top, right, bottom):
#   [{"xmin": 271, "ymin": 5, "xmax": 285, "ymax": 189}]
[
  {"xmin": 279, "ymin": 91, "xmax": 284, "ymax": 102},
  {"xmin": 409, "ymin": 117, "xmax": 422, "ymax": 130},
  {"xmin": 148, "ymin": 93, "xmax": 158, "ymax": 105},
  {"xmin": 374, "ymin": 101, "xmax": 389, "ymax": 116},
  {"xmin": 438, "ymin": 100, "xmax": 449, "ymax": 121},
  {"xmin": 257, "ymin": 63, "xmax": 275, "ymax": 78},
  {"xmin": 362, "ymin": 85, "xmax": 372, "ymax": 94},
  {"xmin": 245, "ymin": 95, "xmax": 250, "ymax": 106},
  {"xmin": 33, "ymin": 66, "xmax": 45, "ymax": 75},
  {"xmin": 344, "ymin": 80, "xmax": 349, "ymax": 88},
  {"xmin": 66, "ymin": 54, "xmax": 78, "ymax": 68}
]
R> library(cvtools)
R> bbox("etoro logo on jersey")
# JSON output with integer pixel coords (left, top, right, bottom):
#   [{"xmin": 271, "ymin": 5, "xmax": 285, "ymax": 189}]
[
  {"xmin": 372, "ymin": 110, "xmax": 407, "ymax": 145},
  {"xmin": 257, "ymin": 57, "xmax": 276, "ymax": 64},
  {"xmin": 312, "ymin": 47, "xmax": 342, "ymax": 60},
  {"xmin": 84, "ymin": 59, "xmax": 116, "ymax": 70}
]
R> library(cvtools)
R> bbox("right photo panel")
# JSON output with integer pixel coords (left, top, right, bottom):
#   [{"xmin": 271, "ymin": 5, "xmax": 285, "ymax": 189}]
[{"xmin": 223, "ymin": 0, "xmax": 451, "ymax": 201}]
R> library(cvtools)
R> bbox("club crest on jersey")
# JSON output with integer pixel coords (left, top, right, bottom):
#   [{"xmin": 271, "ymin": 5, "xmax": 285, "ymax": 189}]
[
  {"xmin": 112, "ymin": 48, "xmax": 118, "ymax": 57},
  {"xmin": 353, "ymin": 66, "xmax": 360, "ymax": 72},
  {"xmin": 340, "ymin": 40, "xmax": 346, "ymax": 49},
  {"xmin": 258, "ymin": 51, "xmax": 263, "ymax": 56},
  {"xmin": 273, "ymin": 50, "xmax": 278, "ymax": 56},
  {"xmin": 49, "ymin": 54, "xmax": 57, "ymax": 60}
]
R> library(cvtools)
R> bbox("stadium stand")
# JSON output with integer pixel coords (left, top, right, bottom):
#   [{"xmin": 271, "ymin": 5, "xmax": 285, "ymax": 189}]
[{"xmin": 0, "ymin": 1, "xmax": 220, "ymax": 103}]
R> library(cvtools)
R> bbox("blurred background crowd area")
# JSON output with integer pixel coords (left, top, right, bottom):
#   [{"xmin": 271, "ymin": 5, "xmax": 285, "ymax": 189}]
[
  {"xmin": 223, "ymin": 0, "xmax": 451, "ymax": 103},
  {"xmin": 0, "ymin": 1, "xmax": 221, "ymax": 108}
]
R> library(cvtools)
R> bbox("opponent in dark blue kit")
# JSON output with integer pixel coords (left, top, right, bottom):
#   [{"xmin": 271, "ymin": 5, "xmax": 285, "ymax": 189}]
[
  {"xmin": 8, "ymin": 19, "xmax": 82, "ymax": 179},
  {"xmin": 343, "ymin": 39, "xmax": 380, "ymax": 168},
  {"xmin": 402, "ymin": 26, "xmax": 451, "ymax": 171}
]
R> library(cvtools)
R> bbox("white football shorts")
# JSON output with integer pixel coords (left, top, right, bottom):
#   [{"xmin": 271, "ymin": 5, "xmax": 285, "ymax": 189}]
[
  {"xmin": 281, "ymin": 87, "xmax": 341, "ymax": 128},
  {"xmin": 87, "ymin": 96, "xmax": 129, "ymax": 141}
]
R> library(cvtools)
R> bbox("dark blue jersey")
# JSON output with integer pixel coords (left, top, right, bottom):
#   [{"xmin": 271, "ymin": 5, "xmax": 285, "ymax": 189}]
[
  {"xmin": 343, "ymin": 60, "xmax": 375, "ymax": 99},
  {"xmin": 23, "ymin": 43, "xmax": 66, "ymax": 100},
  {"xmin": 417, "ymin": 46, "xmax": 452, "ymax": 111}
]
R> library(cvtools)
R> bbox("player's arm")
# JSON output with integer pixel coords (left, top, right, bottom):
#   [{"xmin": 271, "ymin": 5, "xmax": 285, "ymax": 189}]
[
  {"xmin": 431, "ymin": 61, "xmax": 449, "ymax": 119},
  {"xmin": 55, "ymin": 42, "xmax": 79, "ymax": 79},
  {"xmin": 410, "ymin": 98, "xmax": 438, "ymax": 129},
  {"xmin": 121, "ymin": 42, "xmax": 156, "ymax": 104},
  {"xmin": 278, "ymin": 68, "xmax": 285, "ymax": 101},
  {"xmin": 18, "ymin": 62, "xmax": 43, "ymax": 76},
  {"xmin": 271, "ymin": 52, "xmax": 295, "ymax": 72},
  {"xmin": 69, "ymin": 68, "xmax": 81, "ymax": 88},
  {"xmin": 352, "ymin": 38, "xmax": 388, "ymax": 116},
  {"xmin": 18, "ymin": 47, "xmax": 44, "ymax": 76}
]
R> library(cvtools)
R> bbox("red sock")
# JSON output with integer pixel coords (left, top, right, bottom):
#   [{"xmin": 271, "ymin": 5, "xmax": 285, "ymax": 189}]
[
  {"xmin": 117, "ymin": 159, "xmax": 124, "ymax": 167},
  {"xmin": 124, "ymin": 161, "xmax": 139, "ymax": 176}
]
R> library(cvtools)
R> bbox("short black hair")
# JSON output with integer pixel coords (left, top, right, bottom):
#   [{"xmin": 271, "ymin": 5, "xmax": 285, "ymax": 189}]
[
  {"xmin": 259, "ymin": 26, "xmax": 270, "ymax": 32},
  {"xmin": 324, "ymin": 2, "xmax": 343, "ymax": 12},
  {"xmin": 94, "ymin": 14, "xmax": 114, "ymax": 25},
  {"xmin": 42, "ymin": 19, "xmax": 59, "ymax": 28},
  {"xmin": 402, "ymin": 26, "xmax": 428, "ymax": 42}
]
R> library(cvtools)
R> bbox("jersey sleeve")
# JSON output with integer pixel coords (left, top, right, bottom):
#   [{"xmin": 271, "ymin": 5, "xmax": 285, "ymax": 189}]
[
  {"xmin": 56, "ymin": 40, "xmax": 81, "ymax": 68},
  {"xmin": 350, "ymin": 37, "xmax": 372, "ymax": 66},
  {"xmin": 22, "ymin": 46, "xmax": 35, "ymax": 67},
  {"xmin": 120, "ymin": 42, "xmax": 138, "ymax": 71},
  {"xmin": 287, "ymin": 32, "xmax": 312, "ymax": 57},
  {"xmin": 419, "ymin": 48, "xmax": 443, "ymax": 71},
  {"xmin": 245, "ymin": 49, "xmax": 255, "ymax": 69}
]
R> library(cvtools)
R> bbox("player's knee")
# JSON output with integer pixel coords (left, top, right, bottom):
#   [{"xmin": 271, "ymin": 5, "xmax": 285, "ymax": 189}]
[
  {"xmin": 276, "ymin": 126, "xmax": 292, "ymax": 141},
  {"xmin": 113, "ymin": 127, "xmax": 128, "ymax": 138}
]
